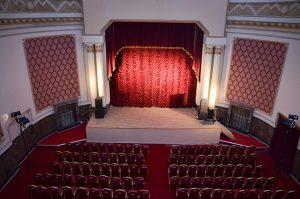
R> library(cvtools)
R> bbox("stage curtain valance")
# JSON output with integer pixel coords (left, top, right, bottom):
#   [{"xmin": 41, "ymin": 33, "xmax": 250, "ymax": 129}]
[{"xmin": 105, "ymin": 22, "xmax": 204, "ymax": 80}]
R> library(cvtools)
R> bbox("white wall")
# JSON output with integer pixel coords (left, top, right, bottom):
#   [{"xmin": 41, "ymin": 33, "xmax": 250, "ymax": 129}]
[
  {"xmin": 82, "ymin": 0, "xmax": 227, "ymax": 37},
  {"xmin": 218, "ymin": 28, "xmax": 300, "ymax": 127},
  {"xmin": 0, "ymin": 26, "xmax": 89, "ymax": 154}
]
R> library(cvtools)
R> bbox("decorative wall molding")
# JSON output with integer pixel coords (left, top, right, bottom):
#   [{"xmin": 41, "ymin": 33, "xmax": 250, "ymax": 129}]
[
  {"xmin": 0, "ymin": 17, "xmax": 82, "ymax": 26},
  {"xmin": 0, "ymin": 0, "xmax": 82, "ymax": 13},
  {"xmin": 227, "ymin": 20, "xmax": 300, "ymax": 31},
  {"xmin": 228, "ymin": 2, "xmax": 300, "ymax": 17}
]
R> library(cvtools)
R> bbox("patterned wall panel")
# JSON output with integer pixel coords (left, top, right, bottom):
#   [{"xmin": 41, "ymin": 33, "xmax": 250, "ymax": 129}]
[
  {"xmin": 226, "ymin": 38, "xmax": 288, "ymax": 114},
  {"xmin": 24, "ymin": 35, "xmax": 80, "ymax": 111}
]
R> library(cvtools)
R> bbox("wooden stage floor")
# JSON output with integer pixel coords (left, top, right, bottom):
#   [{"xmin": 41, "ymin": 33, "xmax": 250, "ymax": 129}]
[{"xmin": 86, "ymin": 106, "xmax": 235, "ymax": 144}]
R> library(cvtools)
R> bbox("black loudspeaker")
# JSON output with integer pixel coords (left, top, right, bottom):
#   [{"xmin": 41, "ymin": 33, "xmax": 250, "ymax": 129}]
[
  {"xmin": 197, "ymin": 99, "xmax": 208, "ymax": 120},
  {"xmin": 95, "ymin": 108, "xmax": 105, "ymax": 118},
  {"xmin": 95, "ymin": 97, "xmax": 103, "ymax": 108}
]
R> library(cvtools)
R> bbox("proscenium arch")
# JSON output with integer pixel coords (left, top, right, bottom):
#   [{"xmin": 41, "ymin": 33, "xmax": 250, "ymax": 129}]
[{"xmin": 100, "ymin": 19, "xmax": 209, "ymax": 37}]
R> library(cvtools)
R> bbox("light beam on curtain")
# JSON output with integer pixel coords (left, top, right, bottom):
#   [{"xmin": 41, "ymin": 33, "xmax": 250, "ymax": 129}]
[{"xmin": 110, "ymin": 48, "xmax": 197, "ymax": 108}]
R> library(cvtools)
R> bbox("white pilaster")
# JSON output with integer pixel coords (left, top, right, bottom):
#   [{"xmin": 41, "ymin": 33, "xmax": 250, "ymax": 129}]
[
  {"xmin": 200, "ymin": 37, "xmax": 226, "ymax": 108},
  {"xmin": 82, "ymin": 35, "xmax": 109, "ymax": 107}
]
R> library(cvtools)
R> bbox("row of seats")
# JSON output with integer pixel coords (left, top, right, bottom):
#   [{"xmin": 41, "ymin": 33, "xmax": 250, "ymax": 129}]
[
  {"xmin": 170, "ymin": 144, "xmax": 255, "ymax": 156},
  {"xmin": 66, "ymin": 142, "xmax": 150, "ymax": 156},
  {"xmin": 29, "ymin": 185, "xmax": 150, "ymax": 199},
  {"xmin": 169, "ymin": 153, "xmax": 256, "ymax": 166},
  {"xmin": 52, "ymin": 161, "xmax": 148, "ymax": 178},
  {"xmin": 35, "ymin": 173, "xmax": 145, "ymax": 190},
  {"xmin": 175, "ymin": 187, "xmax": 297, "ymax": 199},
  {"xmin": 56, "ymin": 151, "xmax": 146, "ymax": 165},
  {"xmin": 168, "ymin": 164, "xmax": 263, "ymax": 178},
  {"xmin": 169, "ymin": 176, "xmax": 276, "ymax": 190}
]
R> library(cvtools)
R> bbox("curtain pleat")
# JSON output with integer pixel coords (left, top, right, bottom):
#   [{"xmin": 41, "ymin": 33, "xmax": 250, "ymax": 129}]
[
  {"xmin": 110, "ymin": 48, "xmax": 196, "ymax": 108},
  {"xmin": 105, "ymin": 22, "xmax": 204, "ymax": 80}
]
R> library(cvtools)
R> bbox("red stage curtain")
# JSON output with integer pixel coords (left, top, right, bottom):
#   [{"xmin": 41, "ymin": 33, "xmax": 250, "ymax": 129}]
[
  {"xmin": 105, "ymin": 22, "xmax": 204, "ymax": 80},
  {"xmin": 109, "ymin": 48, "xmax": 197, "ymax": 108}
]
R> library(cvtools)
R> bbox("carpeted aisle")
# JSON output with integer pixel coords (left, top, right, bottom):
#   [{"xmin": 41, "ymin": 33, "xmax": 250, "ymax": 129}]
[{"xmin": 147, "ymin": 145, "xmax": 174, "ymax": 199}]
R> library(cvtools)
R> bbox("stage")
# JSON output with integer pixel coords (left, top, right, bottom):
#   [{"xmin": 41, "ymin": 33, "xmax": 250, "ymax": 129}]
[{"xmin": 86, "ymin": 106, "xmax": 235, "ymax": 144}]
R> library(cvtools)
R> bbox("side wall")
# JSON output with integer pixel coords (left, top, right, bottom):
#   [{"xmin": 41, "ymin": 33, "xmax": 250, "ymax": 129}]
[
  {"xmin": 0, "ymin": 26, "xmax": 90, "ymax": 155},
  {"xmin": 218, "ymin": 29, "xmax": 300, "ymax": 128}
]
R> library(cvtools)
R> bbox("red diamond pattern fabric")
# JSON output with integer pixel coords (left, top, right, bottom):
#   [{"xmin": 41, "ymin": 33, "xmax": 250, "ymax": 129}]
[
  {"xmin": 226, "ymin": 38, "xmax": 287, "ymax": 114},
  {"xmin": 24, "ymin": 35, "xmax": 80, "ymax": 111}
]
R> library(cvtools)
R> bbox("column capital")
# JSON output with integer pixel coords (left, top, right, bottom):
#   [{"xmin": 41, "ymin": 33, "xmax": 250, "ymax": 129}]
[
  {"xmin": 205, "ymin": 46, "xmax": 222, "ymax": 55},
  {"xmin": 85, "ymin": 44, "xmax": 103, "ymax": 53},
  {"xmin": 82, "ymin": 35, "xmax": 104, "ymax": 45},
  {"xmin": 205, "ymin": 37, "xmax": 226, "ymax": 46}
]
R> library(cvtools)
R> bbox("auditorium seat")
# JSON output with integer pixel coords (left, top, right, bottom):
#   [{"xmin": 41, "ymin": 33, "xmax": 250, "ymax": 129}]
[
  {"xmin": 211, "ymin": 188, "xmax": 224, "ymax": 199},
  {"xmin": 28, "ymin": 185, "xmax": 40, "ymax": 199},
  {"xmin": 259, "ymin": 190, "xmax": 273, "ymax": 199},
  {"xmin": 169, "ymin": 176, "xmax": 180, "ymax": 189},
  {"xmin": 176, "ymin": 188, "xmax": 189, "ymax": 199},
  {"xmin": 111, "ymin": 163, "xmax": 121, "ymax": 177},
  {"xmin": 127, "ymin": 190, "xmax": 139, "ymax": 199},
  {"xmin": 178, "ymin": 164, "xmax": 188, "ymax": 177},
  {"xmin": 53, "ymin": 174, "xmax": 64, "ymax": 186},
  {"xmin": 196, "ymin": 155, "xmax": 206, "ymax": 165},
  {"xmin": 99, "ymin": 153, "xmax": 109, "ymax": 163},
  {"xmin": 62, "ymin": 186, "xmax": 76, "ymax": 199},
  {"xmin": 89, "ymin": 188, "xmax": 101, "ymax": 199},
  {"xmin": 73, "ymin": 152, "xmax": 83, "ymax": 162},
  {"xmin": 62, "ymin": 174, "xmax": 74, "ymax": 186},
  {"xmin": 189, "ymin": 187, "xmax": 201, "ymax": 199},
  {"xmin": 200, "ymin": 187, "xmax": 213, "ymax": 199},
  {"xmin": 82, "ymin": 152, "xmax": 91, "ymax": 163},
  {"xmin": 118, "ymin": 153, "xmax": 127, "ymax": 164},
  {"xmin": 109, "ymin": 153, "xmax": 118, "ymax": 164},
  {"xmin": 191, "ymin": 177, "xmax": 202, "ymax": 187},
  {"xmin": 122, "ymin": 176, "xmax": 134, "ymax": 189},
  {"xmin": 180, "ymin": 176, "xmax": 191, "ymax": 188},
  {"xmin": 87, "ymin": 175, "xmax": 98, "ymax": 188},
  {"xmin": 235, "ymin": 189, "xmax": 249, "ymax": 199},
  {"xmin": 99, "ymin": 175, "xmax": 110, "ymax": 188},
  {"xmin": 101, "ymin": 188, "xmax": 113, "ymax": 199},
  {"xmin": 111, "ymin": 177, "xmax": 122, "ymax": 190},
  {"xmin": 222, "ymin": 190, "xmax": 235, "ymax": 199},
  {"xmin": 49, "ymin": 186, "xmax": 62, "ymax": 199},
  {"xmin": 81, "ymin": 162, "xmax": 91, "ymax": 175},
  {"xmin": 76, "ymin": 187, "xmax": 89, "ymax": 199},
  {"xmin": 100, "ymin": 163, "xmax": 111, "ymax": 176},
  {"xmin": 71, "ymin": 162, "xmax": 82, "ymax": 175},
  {"xmin": 202, "ymin": 176, "xmax": 213, "ymax": 187},
  {"xmin": 134, "ymin": 177, "xmax": 145, "ymax": 190},
  {"xmin": 114, "ymin": 189, "xmax": 127, "ymax": 199},
  {"xmin": 120, "ymin": 163, "xmax": 130, "ymax": 177},
  {"xmin": 139, "ymin": 189, "xmax": 150, "ymax": 199},
  {"xmin": 139, "ymin": 164, "xmax": 149, "ymax": 178},
  {"xmin": 187, "ymin": 165, "xmax": 197, "ymax": 177}
]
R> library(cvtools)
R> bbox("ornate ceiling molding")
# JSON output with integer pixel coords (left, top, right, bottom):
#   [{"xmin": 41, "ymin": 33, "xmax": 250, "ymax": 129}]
[
  {"xmin": 0, "ymin": 0, "xmax": 82, "ymax": 13},
  {"xmin": 227, "ymin": 20, "xmax": 300, "ymax": 32},
  {"xmin": 228, "ymin": 1, "xmax": 300, "ymax": 17},
  {"xmin": 0, "ymin": 17, "xmax": 82, "ymax": 26}
]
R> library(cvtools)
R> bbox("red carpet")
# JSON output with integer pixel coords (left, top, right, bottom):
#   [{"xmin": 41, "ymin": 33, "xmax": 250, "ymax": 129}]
[
  {"xmin": 39, "ymin": 123, "xmax": 87, "ymax": 146},
  {"xmin": 1, "ymin": 125, "xmax": 299, "ymax": 199},
  {"xmin": 220, "ymin": 130, "xmax": 269, "ymax": 149}
]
